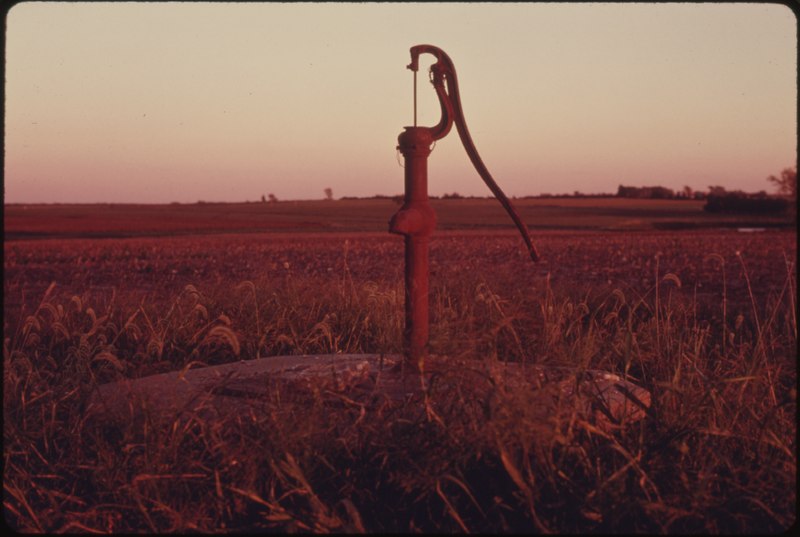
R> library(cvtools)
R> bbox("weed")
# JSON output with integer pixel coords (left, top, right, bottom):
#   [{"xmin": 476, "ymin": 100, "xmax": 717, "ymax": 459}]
[{"xmin": 3, "ymin": 229, "xmax": 796, "ymax": 532}]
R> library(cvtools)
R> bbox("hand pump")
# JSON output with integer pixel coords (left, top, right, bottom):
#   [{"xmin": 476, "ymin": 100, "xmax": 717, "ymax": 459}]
[{"xmin": 389, "ymin": 45, "xmax": 540, "ymax": 372}]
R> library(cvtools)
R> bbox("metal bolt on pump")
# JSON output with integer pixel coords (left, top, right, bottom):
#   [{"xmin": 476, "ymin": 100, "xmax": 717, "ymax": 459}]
[{"xmin": 389, "ymin": 45, "xmax": 540, "ymax": 372}]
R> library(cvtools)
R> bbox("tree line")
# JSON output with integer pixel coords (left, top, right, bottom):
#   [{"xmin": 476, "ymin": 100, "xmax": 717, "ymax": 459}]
[
  {"xmin": 253, "ymin": 167, "xmax": 795, "ymax": 219},
  {"xmin": 614, "ymin": 167, "xmax": 796, "ymax": 218}
]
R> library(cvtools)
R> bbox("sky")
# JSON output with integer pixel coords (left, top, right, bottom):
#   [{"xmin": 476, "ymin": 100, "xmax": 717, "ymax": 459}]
[{"xmin": 4, "ymin": 2, "xmax": 797, "ymax": 203}]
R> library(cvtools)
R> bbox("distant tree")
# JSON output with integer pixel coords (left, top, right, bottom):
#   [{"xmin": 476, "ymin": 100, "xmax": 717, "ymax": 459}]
[
  {"xmin": 617, "ymin": 185, "xmax": 632, "ymax": 197},
  {"xmin": 324, "ymin": 187, "xmax": 333, "ymax": 201},
  {"xmin": 652, "ymin": 186, "xmax": 675, "ymax": 199},
  {"xmin": 261, "ymin": 194, "xmax": 267, "ymax": 203},
  {"xmin": 682, "ymin": 185, "xmax": 693, "ymax": 199},
  {"xmin": 268, "ymin": 193, "xmax": 278, "ymax": 203},
  {"xmin": 768, "ymin": 167, "xmax": 797, "ymax": 199},
  {"xmin": 704, "ymin": 194, "xmax": 789, "ymax": 214},
  {"xmin": 618, "ymin": 185, "xmax": 674, "ymax": 199},
  {"xmin": 708, "ymin": 185, "xmax": 727, "ymax": 197},
  {"xmin": 768, "ymin": 166, "xmax": 797, "ymax": 221}
]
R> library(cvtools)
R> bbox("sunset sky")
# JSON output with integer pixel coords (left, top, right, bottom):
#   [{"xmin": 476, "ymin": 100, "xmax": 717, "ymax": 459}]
[{"xmin": 4, "ymin": 2, "xmax": 797, "ymax": 203}]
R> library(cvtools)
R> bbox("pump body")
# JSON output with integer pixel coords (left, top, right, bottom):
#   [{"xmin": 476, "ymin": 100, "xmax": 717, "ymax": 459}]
[
  {"xmin": 389, "ymin": 128, "xmax": 437, "ymax": 369},
  {"xmin": 390, "ymin": 45, "xmax": 539, "ymax": 371}
]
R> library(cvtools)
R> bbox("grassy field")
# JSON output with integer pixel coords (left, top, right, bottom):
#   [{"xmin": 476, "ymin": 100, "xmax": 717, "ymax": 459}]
[
  {"xmin": 3, "ymin": 197, "xmax": 792, "ymax": 240},
  {"xmin": 3, "ymin": 201, "xmax": 797, "ymax": 532}
]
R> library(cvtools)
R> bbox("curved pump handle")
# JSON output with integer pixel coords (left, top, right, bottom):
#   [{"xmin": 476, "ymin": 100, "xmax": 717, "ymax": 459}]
[{"xmin": 408, "ymin": 45, "xmax": 540, "ymax": 263}]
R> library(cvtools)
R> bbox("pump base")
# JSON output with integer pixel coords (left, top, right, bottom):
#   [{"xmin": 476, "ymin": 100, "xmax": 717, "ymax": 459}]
[{"xmin": 88, "ymin": 354, "xmax": 650, "ymax": 432}]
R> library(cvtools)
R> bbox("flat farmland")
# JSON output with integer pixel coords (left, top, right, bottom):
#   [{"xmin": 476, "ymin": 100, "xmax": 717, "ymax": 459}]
[
  {"xmin": 3, "ymin": 197, "xmax": 791, "ymax": 240},
  {"xmin": 3, "ymin": 201, "xmax": 796, "ymax": 532}
]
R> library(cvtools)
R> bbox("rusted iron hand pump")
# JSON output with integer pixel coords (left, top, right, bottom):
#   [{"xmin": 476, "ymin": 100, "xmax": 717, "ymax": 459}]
[{"xmin": 390, "ymin": 45, "xmax": 539, "ymax": 371}]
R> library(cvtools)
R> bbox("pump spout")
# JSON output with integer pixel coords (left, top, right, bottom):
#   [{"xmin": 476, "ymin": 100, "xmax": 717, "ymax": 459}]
[{"xmin": 406, "ymin": 47, "xmax": 455, "ymax": 142}]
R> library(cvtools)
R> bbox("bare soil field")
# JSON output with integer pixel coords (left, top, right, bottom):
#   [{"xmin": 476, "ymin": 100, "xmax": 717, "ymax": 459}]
[
  {"xmin": 3, "ymin": 197, "xmax": 791, "ymax": 240},
  {"xmin": 3, "ymin": 205, "xmax": 796, "ymax": 532}
]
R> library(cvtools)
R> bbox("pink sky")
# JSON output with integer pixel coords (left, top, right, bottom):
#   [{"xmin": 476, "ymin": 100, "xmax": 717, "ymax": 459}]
[{"xmin": 4, "ymin": 2, "xmax": 797, "ymax": 203}]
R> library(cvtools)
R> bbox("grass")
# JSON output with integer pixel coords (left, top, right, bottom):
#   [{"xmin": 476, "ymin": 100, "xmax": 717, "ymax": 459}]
[{"xmin": 3, "ymin": 230, "xmax": 797, "ymax": 532}]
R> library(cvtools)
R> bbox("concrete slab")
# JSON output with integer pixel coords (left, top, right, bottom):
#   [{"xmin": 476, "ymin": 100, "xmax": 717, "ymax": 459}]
[{"xmin": 87, "ymin": 354, "xmax": 651, "ymax": 431}]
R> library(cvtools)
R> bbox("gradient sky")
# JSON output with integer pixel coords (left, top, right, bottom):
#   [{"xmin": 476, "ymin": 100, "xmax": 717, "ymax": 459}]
[{"xmin": 4, "ymin": 2, "xmax": 797, "ymax": 203}]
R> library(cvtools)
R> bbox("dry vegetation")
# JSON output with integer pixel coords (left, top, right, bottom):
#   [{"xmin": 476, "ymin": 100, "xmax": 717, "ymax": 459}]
[{"xmin": 3, "ymin": 223, "xmax": 796, "ymax": 532}]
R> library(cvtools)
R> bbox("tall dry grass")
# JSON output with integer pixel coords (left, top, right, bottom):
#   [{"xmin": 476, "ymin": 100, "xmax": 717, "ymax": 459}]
[{"xmin": 3, "ymin": 240, "xmax": 796, "ymax": 532}]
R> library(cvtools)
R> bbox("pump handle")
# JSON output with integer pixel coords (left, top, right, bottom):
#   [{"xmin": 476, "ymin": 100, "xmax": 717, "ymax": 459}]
[{"xmin": 408, "ymin": 45, "xmax": 539, "ymax": 262}]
